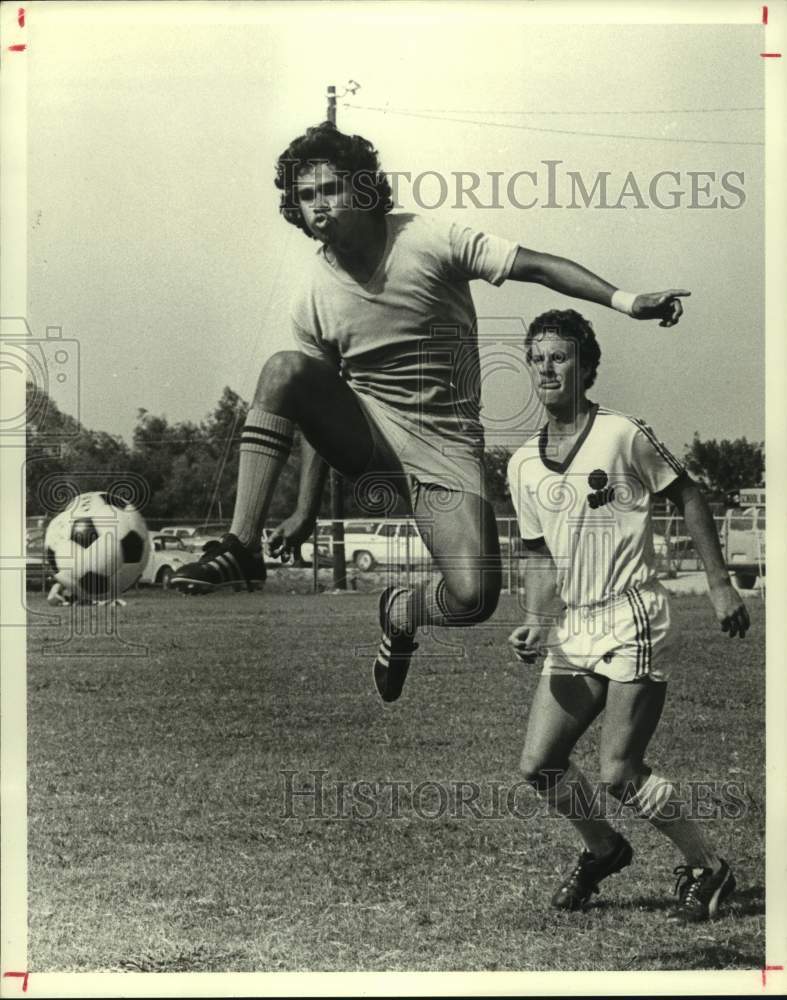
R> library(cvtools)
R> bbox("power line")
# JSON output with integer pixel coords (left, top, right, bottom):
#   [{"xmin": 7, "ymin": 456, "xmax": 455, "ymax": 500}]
[
  {"xmin": 342, "ymin": 103, "xmax": 763, "ymax": 116},
  {"xmin": 342, "ymin": 103, "xmax": 764, "ymax": 147}
]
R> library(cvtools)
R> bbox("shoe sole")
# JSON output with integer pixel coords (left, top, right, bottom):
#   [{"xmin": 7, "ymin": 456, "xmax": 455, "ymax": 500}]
[{"xmin": 170, "ymin": 577, "xmax": 265, "ymax": 594}]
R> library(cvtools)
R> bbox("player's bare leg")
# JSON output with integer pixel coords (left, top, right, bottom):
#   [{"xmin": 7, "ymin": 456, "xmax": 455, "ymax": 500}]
[
  {"xmin": 172, "ymin": 351, "xmax": 384, "ymax": 593},
  {"xmin": 600, "ymin": 679, "xmax": 735, "ymax": 922},
  {"xmin": 516, "ymin": 673, "xmax": 633, "ymax": 909},
  {"xmin": 373, "ymin": 487, "xmax": 502, "ymax": 702}
]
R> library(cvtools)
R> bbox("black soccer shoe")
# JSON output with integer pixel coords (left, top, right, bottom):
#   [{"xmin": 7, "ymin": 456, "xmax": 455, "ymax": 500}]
[
  {"xmin": 170, "ymin": 533, "xmax": 266, "ymax": 594},
  {"xmin": 551, "ymin": 834, "xmax": 634, "ymax": 911},
  {"xmin": 668, "ymin": 859, "xmax": 736, "ymax": 923},
  {"xmin": 373, "ymin": 586, "xmax": 418, "ymax": 703}
]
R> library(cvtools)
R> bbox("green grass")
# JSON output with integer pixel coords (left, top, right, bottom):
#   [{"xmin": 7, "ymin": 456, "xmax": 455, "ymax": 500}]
[{"xmin": 27, "ymin": 590, "xmax": 765, "ymax": 972}]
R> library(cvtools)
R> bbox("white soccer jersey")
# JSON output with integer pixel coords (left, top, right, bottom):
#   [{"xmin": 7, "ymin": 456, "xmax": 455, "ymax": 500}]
[
  {"xmin": 290, "ymin": 212, "xmax": 519, "ymax": 449},
  {"xmin": 507, "ymin": 405, "xmax": 684, "ymax": 608}
]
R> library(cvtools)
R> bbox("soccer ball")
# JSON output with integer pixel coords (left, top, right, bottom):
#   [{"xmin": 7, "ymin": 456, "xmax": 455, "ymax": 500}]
[{"xmin": 44, "ymin": 491, "xmax": 150, "ymax": 603}]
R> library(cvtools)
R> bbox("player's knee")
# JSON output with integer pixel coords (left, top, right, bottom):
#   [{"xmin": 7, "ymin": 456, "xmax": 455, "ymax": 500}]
[
  {"xmin": 444, "ymin": 571, "xmax": 500, "ymax": 624},
  {"xmin": 519, "ymin": 753, "xmax": 565, "ymax": 791},
  {"xmin": 600, "ymin": 757, "xmax": 642, "ymax": 801},
  {"xmin": 255, "ymin": 351, "xmax": 313, "ymax": 404}
]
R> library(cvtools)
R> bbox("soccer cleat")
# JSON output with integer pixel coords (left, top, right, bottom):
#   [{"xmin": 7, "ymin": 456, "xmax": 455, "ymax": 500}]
[
  {"xmin": 668, "ymin": 859, "xmax": 736, "ymax": 923},
  {"xmin": 170, "ymin": 533, "xmax": 266, "ymax": 594},
  {"xmin": 373, "ymin": 586, "xmax": 418, "ymax": 703},
  {"xmin": 551, "ymin": 834, "xmax": 633, "ymax": 911}
]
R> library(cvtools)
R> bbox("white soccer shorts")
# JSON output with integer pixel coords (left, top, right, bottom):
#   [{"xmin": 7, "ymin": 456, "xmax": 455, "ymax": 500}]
[{"xmin": 542, "ymin": 581, "xmax": 673, "ymax": 683}]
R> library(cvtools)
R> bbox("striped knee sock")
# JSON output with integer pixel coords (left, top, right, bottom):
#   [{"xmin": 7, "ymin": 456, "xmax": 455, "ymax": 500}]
[
  {"xmin": 229, "ymin": 408, "xmax": 294, "ymax": 547},
  {"xmin": 627, "ymin": 772, "xmax": 721, "ymax": 870},
  {"xmin": 539, "ymin": 761, "xmax": 621, "ymax": 858},
  {"xmin": 388, "ymin": 577, "xmax": 454, "ymax": 633}
]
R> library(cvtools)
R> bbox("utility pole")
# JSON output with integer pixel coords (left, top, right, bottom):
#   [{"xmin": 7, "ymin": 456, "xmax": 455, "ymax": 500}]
[
  {"xmin": 326, "ymin": 83, "xmax": 347, "ymax": 590},
  {"xmin": 326, "ymin": 84, "xmax": 337, "ymax": 126}
]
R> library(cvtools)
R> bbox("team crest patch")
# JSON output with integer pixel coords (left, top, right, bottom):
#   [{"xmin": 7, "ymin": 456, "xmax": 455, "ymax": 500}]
[{"xmin": 587, "ymin": 469, "xmax": 615, "ymax": 509}]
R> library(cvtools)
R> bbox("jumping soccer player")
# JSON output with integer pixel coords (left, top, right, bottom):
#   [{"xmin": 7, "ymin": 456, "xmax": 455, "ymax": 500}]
[
  {"xmin": 507, "ymin": 308, "xmax": 749, "ymax": 923},
  {"xmin": 172, "ymin": 122, "xmax": 690, "ymax": 704}
]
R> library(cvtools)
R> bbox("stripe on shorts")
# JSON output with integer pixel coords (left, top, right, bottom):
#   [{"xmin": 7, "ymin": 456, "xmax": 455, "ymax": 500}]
[
  {"xmin": 625, "ymin": 586, "xmax": 652, "ymax": 676},
  {"xmin": 625, "ymin": 589, "xmax": 645, "ymax": 676},
  {"xmin": 632, "ymin": 586, "xmax": 653, "ymax": 675}
]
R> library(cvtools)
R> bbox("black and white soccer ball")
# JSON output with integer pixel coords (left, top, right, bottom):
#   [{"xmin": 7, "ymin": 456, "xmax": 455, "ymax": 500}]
[{"xmin": 44, "ymin": 491, "xmax": 150, "ymax": 603}]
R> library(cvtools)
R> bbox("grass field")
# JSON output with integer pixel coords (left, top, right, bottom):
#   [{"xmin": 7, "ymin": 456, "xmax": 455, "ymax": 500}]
[{"xmin": 27, "ymin": 588, "xmax": 765, "ymax": 973}]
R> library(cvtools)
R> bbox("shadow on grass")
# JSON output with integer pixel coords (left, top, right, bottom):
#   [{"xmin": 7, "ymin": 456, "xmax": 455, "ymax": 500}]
[{"xmin": 587, "ymin": 883, "xmax": 764, "ymax": 919}]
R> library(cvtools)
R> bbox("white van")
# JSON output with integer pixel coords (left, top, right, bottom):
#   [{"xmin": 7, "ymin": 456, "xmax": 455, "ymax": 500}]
[{"xmin": 722, "ymin": 488, "xmax": 765, "ymax": 590}]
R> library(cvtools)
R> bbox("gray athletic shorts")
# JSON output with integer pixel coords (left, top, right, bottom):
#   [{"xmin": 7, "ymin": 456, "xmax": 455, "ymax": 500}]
[{"xmin": 350, "ymin": 390, "xmax": 488, "ymax": 512}]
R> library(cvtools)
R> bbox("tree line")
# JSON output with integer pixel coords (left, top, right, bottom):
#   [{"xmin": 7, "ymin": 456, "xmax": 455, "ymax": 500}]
[{"xmin": 25, "ymin": 383, "xmax": 764, "ymax": 523}]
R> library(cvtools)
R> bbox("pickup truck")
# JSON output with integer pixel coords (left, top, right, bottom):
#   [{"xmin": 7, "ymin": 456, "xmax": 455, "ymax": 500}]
[
  {"xmin": 721, "ymin": 489, "xmax": 765, "ymax": 590},
  {"xmin": 302, "ymin": 520, "xmax": 430, "ymax": 572}
]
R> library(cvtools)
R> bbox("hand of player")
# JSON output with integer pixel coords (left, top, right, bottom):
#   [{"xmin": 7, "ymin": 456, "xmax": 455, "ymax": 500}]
[
  {"xmin": 632, "ymin": 289, "xmax": 691, "ymax": 327},
  {"xmin": 267, "ymin": 513, "xmax": 314, "ymax": 562},
  {"xmin": 708, "ymin": 580, "xmax": 750, "ymax": 638},
  {"xmin": 508, "ymin": 624, "xmax": 547, "ymax": 664}
]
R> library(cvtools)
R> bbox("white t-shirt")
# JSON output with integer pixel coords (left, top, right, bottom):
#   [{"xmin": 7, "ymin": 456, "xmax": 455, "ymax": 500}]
[
  {"xmin": 507, "ymin": 405, "xmax": 684, "ymax": 608},
  {"xmin": 290, "ymin": 212, "xmax": 519, "ymax": 446}
]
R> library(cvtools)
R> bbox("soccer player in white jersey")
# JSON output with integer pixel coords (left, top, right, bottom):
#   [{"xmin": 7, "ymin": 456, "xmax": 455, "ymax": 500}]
[
  {"xmin": 507, "ymin": 308, "xmax": 749, "ymax": 923},
  {"xmin": 172, "ymin": 122, "xmax": 690, "ymax": 703}
]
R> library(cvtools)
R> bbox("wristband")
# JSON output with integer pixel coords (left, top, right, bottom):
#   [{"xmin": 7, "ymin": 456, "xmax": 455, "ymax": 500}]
[{"xmin": 611, "ymin": 289, "xmax": 638, "ymax": 316}]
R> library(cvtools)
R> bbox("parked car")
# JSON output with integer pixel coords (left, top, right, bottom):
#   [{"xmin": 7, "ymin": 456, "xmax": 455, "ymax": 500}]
[
  {"xmin": 301, "ymin": 520, "xmax": 430, "ymax": 572},
  {"xmin": 26, "ymin": 543, "xmax": 53, "ymax": 591},
  {"xmin": 721, "ymin": 488, "xmax": 765, "ymax": 590},
  {"xmin": 159, "ymin": 525, "xmax": 199, "ymax": 540},
  {"xmin": 160, "ymin": 524, "xmax": 227, "ymax": 553},
  {"xmin": 298, "ymin": 523, "xmax": 337, "ymax": 567},
  {"xmin": 138, "ymin": 534, "xmax": 191, "ymax": 588}
]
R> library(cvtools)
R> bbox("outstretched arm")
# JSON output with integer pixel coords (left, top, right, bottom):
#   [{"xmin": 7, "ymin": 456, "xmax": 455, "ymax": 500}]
[
  {"xmin": 659, "ymin": 473, "xmax": 750, "ymax": 637},
  {"xmin": 509, "ymin": 247, "xmax": 690, "ymax": 328}
]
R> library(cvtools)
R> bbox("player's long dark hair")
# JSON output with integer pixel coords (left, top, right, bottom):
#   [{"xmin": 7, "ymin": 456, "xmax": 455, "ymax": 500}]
[
  {"xmin": 275, "ymin": 122, "xmax": 394, "ymax": 238},
  {"xmin": 525, "ymin": 309, "xmax": 602, "ymax": 388}
]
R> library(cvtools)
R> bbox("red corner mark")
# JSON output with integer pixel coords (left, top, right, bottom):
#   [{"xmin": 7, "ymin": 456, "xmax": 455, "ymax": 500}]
[
  {"xmin": 762, "ymin": 965, "xmax": 784, "ymax": 988},
  {"xmin": 761, "ymin": 52, "xmax": 782, "ymax": 57},
  {"xmin": 18, "ymin": 7, "xmax": 25, "ymax": 27},
  {"xmin": 2, "ymin": 972, "xmax": 29, "ymax": 993},
  {"xmin": 763, "ymin": 5, "xmax": 768, "ymax": 24},
  {"xmin": 7, "ymin": 43, "xmax": 26, "ymax": 51}
]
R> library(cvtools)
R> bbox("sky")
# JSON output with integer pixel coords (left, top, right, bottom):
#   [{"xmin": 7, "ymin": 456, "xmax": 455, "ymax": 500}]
[{"xmin": 24, "ymin": 2, "xmax": 766, "ymax": 458}]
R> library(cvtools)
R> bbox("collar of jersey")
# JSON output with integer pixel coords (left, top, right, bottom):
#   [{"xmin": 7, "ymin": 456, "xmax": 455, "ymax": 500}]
[
  {"xmin": 320, "ymin": 216, "xmax": 393, "ymax": 291},
  {"xmin": 538, "ymin": 402, "xmax": 599, "ymax": 473}
]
